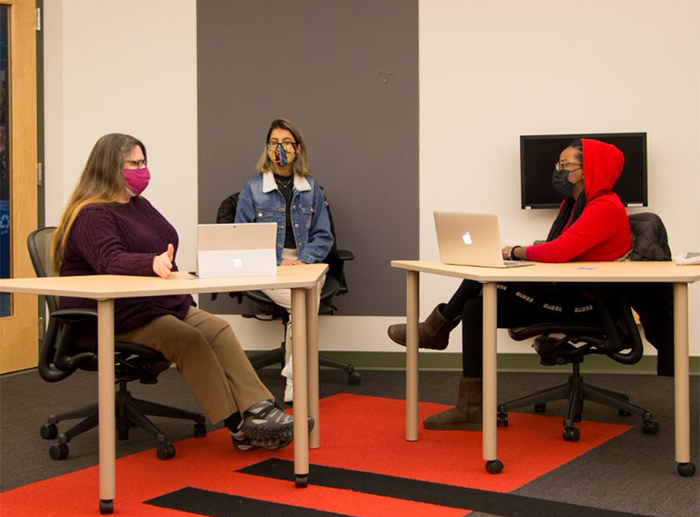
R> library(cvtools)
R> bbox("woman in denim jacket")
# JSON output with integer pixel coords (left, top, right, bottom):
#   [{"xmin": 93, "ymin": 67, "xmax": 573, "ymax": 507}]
[{"xmin": 236, "ymin": 118, "xmax": 333, "ymax": 402}]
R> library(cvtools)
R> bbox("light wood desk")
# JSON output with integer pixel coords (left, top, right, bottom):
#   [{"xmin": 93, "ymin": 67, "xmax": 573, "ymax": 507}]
[
  {"xmin": 391, "ymin": 260, "xmax": 700, "ymax": 476},
  {"xmin": 0, "ymin": 264, "xmax": 327, "ymax": 513}
]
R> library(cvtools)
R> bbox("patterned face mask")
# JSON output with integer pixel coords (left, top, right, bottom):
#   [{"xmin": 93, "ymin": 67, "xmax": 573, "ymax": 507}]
[{"xmin": 267, "ymin": 141, "xmax": 298, "ymax": 167}]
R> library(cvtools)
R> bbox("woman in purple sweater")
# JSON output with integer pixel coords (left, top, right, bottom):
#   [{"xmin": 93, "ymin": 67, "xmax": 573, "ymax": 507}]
[{"xmin": 53, "ymin": 133, "xmax": 298, "ymax": 451}]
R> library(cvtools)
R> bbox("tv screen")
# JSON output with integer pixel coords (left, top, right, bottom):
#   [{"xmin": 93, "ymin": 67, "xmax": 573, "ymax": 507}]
[{"xmin": 519, "ymin": 132, "xmax": 648, "ymax": 209}]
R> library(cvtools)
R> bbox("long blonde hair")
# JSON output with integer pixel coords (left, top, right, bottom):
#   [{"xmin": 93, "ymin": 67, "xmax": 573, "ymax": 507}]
[
  {"xmin": 256, "ymin": 118, "xmax": 311, "ymax": 176},
  {"xmin": 52, "ymin": 133, "xmax": 147, "ymax": 272}
]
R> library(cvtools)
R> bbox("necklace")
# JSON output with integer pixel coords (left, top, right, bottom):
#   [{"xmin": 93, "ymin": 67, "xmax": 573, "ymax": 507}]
[{"xmin": 274, "ymin": 175, "xmax": 293, "ymax": 190}]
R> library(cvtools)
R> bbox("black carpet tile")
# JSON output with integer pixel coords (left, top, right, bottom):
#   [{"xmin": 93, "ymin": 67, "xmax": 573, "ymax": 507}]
[
  {"xmin": 237, "ymin": 458, "xmax": 651, "ymax": 517},
  {"xmin": 147, "ymin": 486, "xmax": 353, "ymax": 517}
]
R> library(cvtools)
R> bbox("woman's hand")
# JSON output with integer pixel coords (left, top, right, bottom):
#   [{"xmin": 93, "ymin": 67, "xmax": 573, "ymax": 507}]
[
  {"xmin": 502, "ymin": 245, "xmax": 526, "ymax": 261},
  {"xmin": 153, "ymin": 243, "xmax": 174, "ymax": 278},
  {"xmin": 281, "ymin": 258, "xmax": 307, "ymax": 266}
]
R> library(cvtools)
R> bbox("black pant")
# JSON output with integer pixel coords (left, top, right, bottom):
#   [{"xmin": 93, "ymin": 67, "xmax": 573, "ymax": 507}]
[{"xmin": 442, "ymin": 280, "xmax": 600, "ymax": 378}]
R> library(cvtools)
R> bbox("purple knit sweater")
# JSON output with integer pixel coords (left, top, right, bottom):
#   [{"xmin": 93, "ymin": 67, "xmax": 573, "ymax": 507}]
[{"xmin": 60, "ymin": 197, "xmax": 193, "ymax": 338}]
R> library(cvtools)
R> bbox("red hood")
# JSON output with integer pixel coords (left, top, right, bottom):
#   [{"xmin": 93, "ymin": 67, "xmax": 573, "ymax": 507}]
[{"xmin": 581, "ymin": 139, "xmax": 624, "ymax": 200}]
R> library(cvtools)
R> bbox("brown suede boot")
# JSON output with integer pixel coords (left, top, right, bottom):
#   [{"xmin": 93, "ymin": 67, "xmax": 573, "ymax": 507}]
[
  {"xmin": 387, "ymin": 303, "xmax": 460, "ymax": 350},
  {"xmin": 423, "ymin": 377, "xmax": 482, "ymax": 430}
]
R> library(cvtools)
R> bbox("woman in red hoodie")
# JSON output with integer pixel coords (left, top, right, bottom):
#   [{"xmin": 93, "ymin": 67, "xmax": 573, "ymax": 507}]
[{"xmin": 387, "ymin": 138, "xmax": 633, "ymax": 431}]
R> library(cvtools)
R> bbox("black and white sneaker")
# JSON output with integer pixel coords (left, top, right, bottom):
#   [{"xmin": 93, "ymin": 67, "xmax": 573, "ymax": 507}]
[
  {"xmin": 230, "ymin": 429, "xmax": 293, "ymax": 451},
  {"xmin": 241, "ymin": 400, "xmax": 295, "ymax": 442},
  {"xmin": 230, "ymin": 429, "xmax": 257, "ymax": 451}
]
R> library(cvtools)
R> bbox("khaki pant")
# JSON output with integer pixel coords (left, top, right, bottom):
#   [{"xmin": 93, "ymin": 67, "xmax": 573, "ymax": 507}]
[{"xmin": 117, "ymin": 306, "xmax": 271, "ymax": 424}]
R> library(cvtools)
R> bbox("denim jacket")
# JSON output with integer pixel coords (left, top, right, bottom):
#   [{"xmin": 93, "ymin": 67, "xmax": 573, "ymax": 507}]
[{"xmin": 235, "ymin": 171, "xmax": 334, "ymax": 265}]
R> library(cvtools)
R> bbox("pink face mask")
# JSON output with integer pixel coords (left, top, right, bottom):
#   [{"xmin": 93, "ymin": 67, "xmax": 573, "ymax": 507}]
[{"xmin": 123, "ymin": 167, "xmax": 150, "ymax": 196}]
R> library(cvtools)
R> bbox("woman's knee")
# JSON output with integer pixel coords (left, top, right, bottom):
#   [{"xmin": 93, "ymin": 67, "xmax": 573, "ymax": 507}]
[
  {"xmin": 161, "ymin": 329, "xmax": 211, "ymax": 363},
  {"xmin": 462, "ymin": 297, "xmax": 483, "ymax": 321},
  {"xmin": 184, "ymin": 308, "xmax": 237, "ymax": 340}
]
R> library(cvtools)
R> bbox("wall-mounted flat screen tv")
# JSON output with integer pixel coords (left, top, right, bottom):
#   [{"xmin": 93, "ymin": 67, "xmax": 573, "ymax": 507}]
[{"xmin": 519, "ymin": 132, "xmax": 648, "ymax": 209}]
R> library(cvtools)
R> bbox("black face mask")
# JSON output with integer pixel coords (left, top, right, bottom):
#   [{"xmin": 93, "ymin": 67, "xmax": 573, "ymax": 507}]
[{"xmin": 552, "ymin": 167, "xmax": 580, "ymax": 199}]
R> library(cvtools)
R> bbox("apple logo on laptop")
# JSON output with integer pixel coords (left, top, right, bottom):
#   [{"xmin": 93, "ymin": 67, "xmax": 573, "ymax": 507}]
[{"xmin": 462, "ymin": 232, "xmax": 473, "ymax": 245}]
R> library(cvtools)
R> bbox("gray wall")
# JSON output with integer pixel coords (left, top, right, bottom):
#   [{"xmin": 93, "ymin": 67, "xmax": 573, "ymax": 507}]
[{"xmin": 197, "ymin": 0, "xmax": 418, "ymax": 316}]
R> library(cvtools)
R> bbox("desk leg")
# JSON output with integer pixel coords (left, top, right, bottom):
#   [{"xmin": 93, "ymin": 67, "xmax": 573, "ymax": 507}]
[
  {"xmin": 482, "ymin": 282, "xmax": 502, "ymax": 474},
  {"xmin": 673, "ymin": 283, "xmax": 695, "ymax": 477},
  {"xmin": 97, "ymin": 299, "xmax": 116, "ymax": 514},
  {"xmin": 291, "ymin": 288, "xmax": 309, "ymax": 487},
  {"xmin": 406, "ymin": 271, "xmax": 419, "ymax": 441},
  {"xmin": 307, "ymin": 285, "xmax": 320, "ymax": 449}
]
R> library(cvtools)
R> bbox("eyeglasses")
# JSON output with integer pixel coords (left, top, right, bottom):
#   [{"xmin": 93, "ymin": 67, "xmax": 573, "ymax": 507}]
[
  {"xmin": 125, "ymin": 159, "xmax": 147, "ymax": 169},
  {"xmin": 268, "ymin": 140, "xmax": 298, "ymax": 150},
  {"xmin": 554, "ymin": 161, "xmax": 582, "ymax": 173}
]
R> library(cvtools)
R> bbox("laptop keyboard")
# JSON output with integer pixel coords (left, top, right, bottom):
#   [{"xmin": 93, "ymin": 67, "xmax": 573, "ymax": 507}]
[{"xmin": 503, "ymin": 260, "xmax": 534, "ymax": 268}]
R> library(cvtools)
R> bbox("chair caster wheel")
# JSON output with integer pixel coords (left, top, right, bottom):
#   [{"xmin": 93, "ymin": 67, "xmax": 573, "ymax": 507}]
[
  {"xmin": 156, "ymin": 443, "xmax": 176, "ymax": 460},
  {"xmin": 99, "ymin": 499, "xmax": 114, "ymax": 514},
  {"xmin": 40, "ymin": 423, "xmax": 58, "ymax": 439},
  {"xmin": 348, "ymin": 370, "xmax": 361, "ymax": 385},
  {"xmin": 677, "ymin": 462, "xmax": 696, "ymax": 477},
  {"xmin": 486, "ymin": 460, "xmax": 504, "ymax": 474},
  {"xmin": 534, "ymin": 403, "xmax": 547, "ymax": 413},
  {"xmin": 49, "ymin": 443, "xmax": 69, "ymax": 460},
  {"xmin": 295, "ymin": 474, "xmax": 308, "ymax": 487},
  {"xmin": 642, "ymin": 419, "xmax": 659, "ymax": 435},
  {"xmin": 194, "ymin": 422, "xmax": 207, "ymax": 437},
  {"xmin": 497, "ymin": 412, "xmax": 509, "ymax": 427},
  {"xmin": 563, "ymin": 426, "xmax": 580, "ymax": 442}
]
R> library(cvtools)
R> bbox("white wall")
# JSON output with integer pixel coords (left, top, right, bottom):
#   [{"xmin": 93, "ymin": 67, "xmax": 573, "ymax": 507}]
[{"xmin": 43, "ymin": 0, "xmax": 700, "ymax": 356}]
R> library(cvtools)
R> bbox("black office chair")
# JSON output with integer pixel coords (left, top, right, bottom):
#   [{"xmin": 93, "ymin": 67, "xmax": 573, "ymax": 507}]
[
  {"xmin": 28, "ymin": 227, "xmax": 206, "ymax": 461},
  {"xmin": 215, "ymin": 193, "xmax": 361, "ymax": 386},
  {"xmin": 497, "ymin": 213, "xmax": 669, "ymax": 442}
]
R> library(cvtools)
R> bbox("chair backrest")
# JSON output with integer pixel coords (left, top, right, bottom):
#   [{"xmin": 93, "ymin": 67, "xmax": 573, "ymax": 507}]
[
  {"xmin": 27, "ymin": 227, "xmax": 88, "ymax": 381},
  {"xmin": 27, "ymin": 227, "xmax": 60, "ymax": 313},
  {"xmin": 625, "ymin": 213, "xmax": 674, "ymax": 374},
  {"xmin": 628, "ymin": 212, "xmax": 671, "ymax": 261}
]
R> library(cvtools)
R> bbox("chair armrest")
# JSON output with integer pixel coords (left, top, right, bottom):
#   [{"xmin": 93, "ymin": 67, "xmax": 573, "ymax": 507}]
[
  {"xmin": 48, "ymin": 308, "xmax": 99, "ymax": 373},
  {"xmin": 51, "ymin": 307, "xmax": 99, "ymax": 323},
  {"xmin": 334, "ymin": 249, "xmax": 354, "ymax": 262},
  {"xmin": 244, "ymin": 290, "xmax": 275, "ymax": 306}
]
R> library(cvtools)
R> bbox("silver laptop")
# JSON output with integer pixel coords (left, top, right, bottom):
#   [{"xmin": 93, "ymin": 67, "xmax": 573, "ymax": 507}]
[
  {"xmin": 196, "ymin": 223, "xmax": 277, "ymax": 278},
  {"xmin": 434, "ymin": 212, "xmax": 533, "ymax": 268}
]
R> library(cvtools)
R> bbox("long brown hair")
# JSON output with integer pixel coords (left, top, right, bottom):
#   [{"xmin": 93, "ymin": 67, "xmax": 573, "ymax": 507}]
[
  {"xmin": 52, "ymin": 133, "xmax": 147, "ymax": 272},
  {"xmin": 256, "ymin": 118, "xmax": 311, "ymax": 176}
]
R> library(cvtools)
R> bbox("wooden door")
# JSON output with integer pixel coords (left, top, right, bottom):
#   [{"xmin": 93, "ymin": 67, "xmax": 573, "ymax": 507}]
[{"xmin": 0, "ymin": 0, "xmax": 38, "ymax": 373}]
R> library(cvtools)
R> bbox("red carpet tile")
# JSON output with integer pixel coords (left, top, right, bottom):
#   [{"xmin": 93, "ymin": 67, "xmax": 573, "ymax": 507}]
[{"xmin": 0, "ymin": 393, "xmax": 631, "ymax": 516}]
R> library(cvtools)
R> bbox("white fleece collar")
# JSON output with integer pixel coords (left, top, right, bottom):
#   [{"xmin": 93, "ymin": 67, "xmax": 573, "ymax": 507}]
[{"xmin": 261, "ymin": 170, "xmax": 311, "ymax": 193}]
